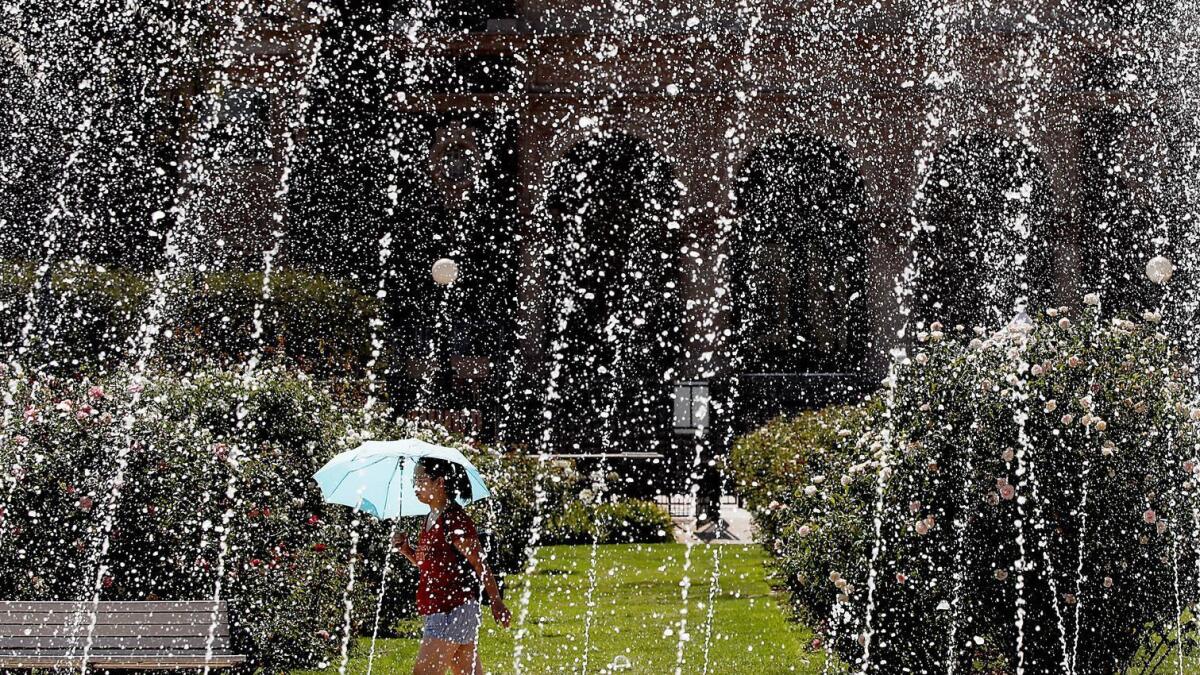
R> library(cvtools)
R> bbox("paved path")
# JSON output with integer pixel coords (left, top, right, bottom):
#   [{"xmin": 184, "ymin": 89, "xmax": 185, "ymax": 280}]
[{"xmin": 670, "ymin": 500, "xmax": 757, "ymax": 545}]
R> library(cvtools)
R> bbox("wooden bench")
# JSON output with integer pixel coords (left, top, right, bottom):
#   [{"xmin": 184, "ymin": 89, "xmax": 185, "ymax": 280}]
[{"xmin": 0, "ymin": 600, "xmax": 247, "ymax": 669}]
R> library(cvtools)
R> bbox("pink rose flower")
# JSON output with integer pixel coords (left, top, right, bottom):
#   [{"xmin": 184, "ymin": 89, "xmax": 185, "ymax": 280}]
[
  {"xmin": 54, "ymin": 400, "xmax": 73, "ymax": 413},
  {"xmin": 78, "ymin": 496, "xmax": 94, "ymax": 512},
  {"xmin": 87, "ymin": 385, "xmax": 106, "ymax": 399},
  {"xmin": 1144, "ymin": 509, "xmax": 1157, "ymax": 524}
]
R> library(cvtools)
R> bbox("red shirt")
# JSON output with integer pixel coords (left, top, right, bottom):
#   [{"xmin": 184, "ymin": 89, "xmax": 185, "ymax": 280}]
[{"xmin": 415, "ymin": 504, "xmax": 480, "ymax": 615}]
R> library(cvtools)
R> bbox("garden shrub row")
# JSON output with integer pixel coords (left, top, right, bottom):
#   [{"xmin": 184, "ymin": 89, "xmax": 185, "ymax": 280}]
[
  {"xmin": 0, "ymin": 260, "xmax": 383, "ymax": 378},
  {"xmin": 730, "ymin": 303, "xmax": 1200, "ymax": 673},
  {"xmin": 542, "ymin": 498, "xmax": 675, "ymax": 545}
]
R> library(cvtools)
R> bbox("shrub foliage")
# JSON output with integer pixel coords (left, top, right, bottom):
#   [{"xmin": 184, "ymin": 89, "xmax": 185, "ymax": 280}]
[{"xmin": 732, "ymin": 304, "xmax": 1200, "ymax": 673}]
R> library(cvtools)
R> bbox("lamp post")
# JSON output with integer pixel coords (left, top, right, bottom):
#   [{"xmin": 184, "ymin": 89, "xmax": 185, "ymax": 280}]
[{"xmin": 430, "ymin": 258, "xmax": 459, "ymax": 413}]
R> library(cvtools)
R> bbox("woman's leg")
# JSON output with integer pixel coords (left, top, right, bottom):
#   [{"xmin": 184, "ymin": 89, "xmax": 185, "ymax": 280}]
[
  {"xmin": 413, "ymin": 637, "xmax": 458, "ymax": 675},
  {"xmin": 449, "ymin": 642, "xmax": 483, "ymax": 675}
]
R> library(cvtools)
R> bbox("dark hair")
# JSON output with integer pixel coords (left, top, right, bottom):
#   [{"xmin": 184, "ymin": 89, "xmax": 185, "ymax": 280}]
[{"xmin": 417, "ymin": 457, "xmax": 473, "ymax": 502}]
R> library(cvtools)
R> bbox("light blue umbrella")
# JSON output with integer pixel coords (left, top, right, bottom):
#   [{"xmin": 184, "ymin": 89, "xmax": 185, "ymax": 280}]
[{"xmin": 313, "ymin": 438, "xmax": 492, "ymax": 518}]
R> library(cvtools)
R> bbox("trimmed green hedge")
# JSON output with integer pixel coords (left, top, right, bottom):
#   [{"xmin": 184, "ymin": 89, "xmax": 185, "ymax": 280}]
[
  {"xmin": 542, "ymin": 499, "xmax": 675, "ymax": 545},
  {"xmin": 0, "ymin": 260, "xmax": 384, "ymax": 378}
]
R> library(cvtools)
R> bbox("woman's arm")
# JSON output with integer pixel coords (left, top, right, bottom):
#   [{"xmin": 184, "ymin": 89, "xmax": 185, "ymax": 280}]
[
  {"xmin": 390, "ymin": 531, "xmax": 418, "ymax": 566},
  {"xmin": 450, "ymin": 530, "xmax": 511, "ymax": 627}
]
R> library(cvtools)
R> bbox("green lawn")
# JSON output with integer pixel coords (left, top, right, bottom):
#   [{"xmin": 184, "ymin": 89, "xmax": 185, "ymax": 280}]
[{"xmin": 299, "ymin": 543, "xmax": 824, "ymax": 674}]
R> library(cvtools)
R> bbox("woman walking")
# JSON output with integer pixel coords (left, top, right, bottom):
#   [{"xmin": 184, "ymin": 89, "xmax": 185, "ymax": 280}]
[{"xmin": 392, "ymin": 457, "xmax": 511, "ymax": 675}]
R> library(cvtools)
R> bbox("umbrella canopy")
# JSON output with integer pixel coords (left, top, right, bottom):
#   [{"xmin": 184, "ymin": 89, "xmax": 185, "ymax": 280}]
[{"xmin": 313, "ymin": 438, "xmax": 491, "ymax": 519}]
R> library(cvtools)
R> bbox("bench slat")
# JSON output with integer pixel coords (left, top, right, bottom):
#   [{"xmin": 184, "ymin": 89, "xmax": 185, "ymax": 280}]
[
  {"xmin": 0, "ymin": 610, "xmax": 229, "ymax": 627},
  {"xmin": 0, "ymin": 636, "xmax": 231, "ymax": 650},
  {"xmin": 0, "ymin": 601, "xmax": 227, "ymax": 613},
  {"xmin": 0, "ymin": 600, "xmax": 245, "ymax": 668},
  {"xmin": 0, "ymin": 654, "xmax": 247, "ymax": 668},
  {"xmin": 0, "ymin": 622, "xmax": 229, "ymax": 638}
]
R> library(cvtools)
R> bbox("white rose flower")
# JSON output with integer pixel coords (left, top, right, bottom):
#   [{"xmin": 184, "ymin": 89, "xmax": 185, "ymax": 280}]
[
  {"xmin": 1084, "ymin": 293, "xmax": 1100, "ymax": 307},
  {"xmin": 1044, "ymin": 400, "xmax": 1057, "ymax": 413}
]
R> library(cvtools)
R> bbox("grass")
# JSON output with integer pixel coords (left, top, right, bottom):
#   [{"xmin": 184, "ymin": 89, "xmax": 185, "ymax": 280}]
[{"xmin": 298, "ymin": 543, "xmax": 824, "ymax": 674}]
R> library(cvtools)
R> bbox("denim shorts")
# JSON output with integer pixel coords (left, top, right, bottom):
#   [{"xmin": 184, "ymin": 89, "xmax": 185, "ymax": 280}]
[{"xmin": 422, "ymin": 602, "xmax": 481, "ymax": 645}]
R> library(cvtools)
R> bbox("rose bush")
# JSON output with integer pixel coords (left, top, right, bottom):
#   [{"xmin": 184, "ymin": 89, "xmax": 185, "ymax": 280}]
[
  {"xmin": 733, "ymin": 302, "xmax": 1200, "ymax": 673},
  {"xmin": 0, "ymin": 365, "xmax": 575, "ymax": 671}
]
